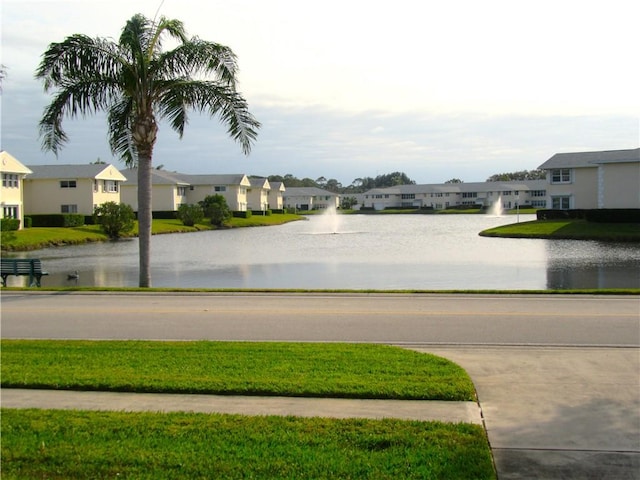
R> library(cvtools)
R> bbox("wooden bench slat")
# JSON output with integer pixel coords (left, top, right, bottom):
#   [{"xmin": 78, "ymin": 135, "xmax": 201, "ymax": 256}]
[{"xmin": 1, "ymin": 258, "xmax": 49, "ymax": 287}]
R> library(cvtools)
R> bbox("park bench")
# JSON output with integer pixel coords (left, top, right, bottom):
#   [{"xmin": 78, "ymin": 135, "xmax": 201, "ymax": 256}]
[{"xmin": 1, "ymin": 258, "xmax": 49, "ymax": 287}]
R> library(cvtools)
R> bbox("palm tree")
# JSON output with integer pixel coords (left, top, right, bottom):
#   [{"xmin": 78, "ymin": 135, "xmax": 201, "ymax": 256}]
[{"xmin": 36, "ymin": 14, "xmax": 260, "ymax": 287}]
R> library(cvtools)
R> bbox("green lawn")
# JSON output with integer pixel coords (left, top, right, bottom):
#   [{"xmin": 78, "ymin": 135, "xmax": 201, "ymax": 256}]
[
  {"xmin": 480, "ymin": 219, "xmax": 640, "ymax": 241},
  {"xmin": 1, "ymin": 341, "xmax": 495, "ymax": 479},
  {"xmin": 1, "ymin": 409, "xmax": 495, "ymax": 479},
  {"xmin": 0, "ymin": 340, "xmax": 475, "ymax": 401}
]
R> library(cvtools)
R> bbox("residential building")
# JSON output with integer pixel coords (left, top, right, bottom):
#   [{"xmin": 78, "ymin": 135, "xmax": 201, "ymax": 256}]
[
  {"xmin": 120, "ymin": 169, "xmax": 252, "ymax": 212},
  {"xmin": 538, "ymin": 148, "xmax": 640, "ymax": 209},
  {"xmin": 120, "ymin": 168, "xmax": 190, "ymax": 212},
  {"xmin": 282, "ymin": 187, "xmax": 341, "ymax": 210},
  {"xmin": 23, "ymin": 163, "xmax": 127, "ymax": 216},
  {"xmin": 0, "ymin": 151, "xmax": 33, "ymax": 229},
  {"xmin": 247, "ymin": 177, "xmax": 271, "ymax": 212},
  {"xmin": 268, "ymin": 181, "xmax": 286, "ymax": 210},
  {"xmin": 361, "ymin": 180, "xmax": 548, "ymax": 210}
]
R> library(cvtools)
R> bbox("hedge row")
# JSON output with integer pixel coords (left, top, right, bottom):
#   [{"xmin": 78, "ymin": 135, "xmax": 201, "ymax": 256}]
[
  {"xmin": 28, "ymin": 214, "xmax": 85, "ymax": 227},
  {"xmin": 537, "ymin": 209, "xmax": 640, "ymax": 223}
]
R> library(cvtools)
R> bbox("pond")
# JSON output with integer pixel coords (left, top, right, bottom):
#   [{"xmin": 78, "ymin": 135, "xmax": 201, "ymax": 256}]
[{"xmin": 7, "ymin": 214, "xmax": 640, "ymax": 289}]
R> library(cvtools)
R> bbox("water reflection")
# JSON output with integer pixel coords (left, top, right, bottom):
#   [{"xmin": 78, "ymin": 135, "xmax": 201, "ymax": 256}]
[{"xmin": 5, "ymin": 214, "xmax": 639, "ymax": 289}]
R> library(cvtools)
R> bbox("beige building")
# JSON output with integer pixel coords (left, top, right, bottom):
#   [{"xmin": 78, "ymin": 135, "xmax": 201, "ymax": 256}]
[
  {"xmin": 538, "ymin": 148, "xmax": 640, "ymax": 209},
  {"xmin": 120, "ymin": 169, "xmax": 252, "ymax": 212},
  {"xmin": 0, "ymin": 151, "xmax": 33, "ymax": 229},
  {"xmin": 24, "ymin": 164, "xmax": 127, "ymax": 216},
  {"xmin": 268, "ymin": 181, "xmax": 286, "ymax": 210},
  {"xmin": 247, "ymin": 177, "xmax": 271, "ymax": 212}
]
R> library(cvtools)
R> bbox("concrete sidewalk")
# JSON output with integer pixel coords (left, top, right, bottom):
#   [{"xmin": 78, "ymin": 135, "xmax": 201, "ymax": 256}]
[{"xmin": 0, "ymin": 388, "xmax": 482, "ymax": 424}]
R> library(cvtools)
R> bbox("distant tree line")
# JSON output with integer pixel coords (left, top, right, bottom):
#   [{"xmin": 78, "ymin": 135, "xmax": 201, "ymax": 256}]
[
  {"xmin": 264, "ymin": 171, "xmax": 416, "ymax": 194},
  {"xmin": 485, "ymin": 169, "xmax": 546, "ymax": 181}
]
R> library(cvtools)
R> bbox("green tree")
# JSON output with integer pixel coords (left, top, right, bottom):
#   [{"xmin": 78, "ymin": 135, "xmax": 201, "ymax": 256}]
[
  {"xmin": 36, "ymin": 14, "xmax": 260, "ymax": 287},
  {"xmin": 93, "ymin": 202, "xmax": 135, "ymax": 239},
  {"xmin": 199, "ymin": 194, "xmax": 231, "ymax": 227},
  {"xmin": 176, "ymin": 204, "xmax": 204, "ymax": 227}
]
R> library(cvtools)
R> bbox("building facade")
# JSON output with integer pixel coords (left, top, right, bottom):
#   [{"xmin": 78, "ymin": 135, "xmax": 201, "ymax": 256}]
[
  {"xmin": 538, "ymin": 148, "xmax": 640, "ymax": 209},
  {"xmin": 0, "ymin": 151, "xmax": 33, "ymax": 229}
]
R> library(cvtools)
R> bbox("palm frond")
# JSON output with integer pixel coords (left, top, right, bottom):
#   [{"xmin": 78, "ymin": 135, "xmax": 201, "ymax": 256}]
[
  {"xmin": 107, "ymin": 96, "xmax": 137, "ymax": 166},
  {"xmin": 155, "ymin": 39, "xmax": 238, "ymax": 85}
]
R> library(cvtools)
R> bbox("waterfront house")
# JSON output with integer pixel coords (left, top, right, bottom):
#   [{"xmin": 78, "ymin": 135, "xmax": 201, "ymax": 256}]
[
  {"xmin": 362, "ymin": 180, "xmax": 548, "ymax": 210},
  {"xmin": 282, "ymin": 187, "xmax": 340, "ymax": 211},
  {"xmin": 247, "ymin": 177, "xmax": 271, "ymax": 212},
  {"xmin": 268, "ymin": 181, "xmax": 286, "ymax": 210},
  {"xmin": 538, "ymin": 148, "xmax": 640, "ymax": 209},
  {"xmin": 23, "ymin": 163, "xmax": 127, "ymax": 216},
  {"xmin": 0, "ymin": 151, "xmax": 33, "ymax": 229},
  {"xmin": 120, "ymin": 169, "xmax": 252, "ymax": 212}
]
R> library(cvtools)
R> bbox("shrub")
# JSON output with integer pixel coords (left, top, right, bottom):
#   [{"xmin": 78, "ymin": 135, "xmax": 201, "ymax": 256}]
[
  {"xmin": 0, "ymin": 218, "xmax": 20, "ymax": 231},
  {"xmin": 232, "ymin": 210, "xmax": 252, "ymax": 219},
  {"xmin": 152, "ymin": 211, "xmax": 178, "ymax": 220},
  {"xmin": 23, "ymin": 217, "xmax": 32, "ymax": 228},
  {"xmin": 93, "ymin": 202, "xmax": 135, "ymax": 239},
  {"xmin": 28, "ymin": 214, "xmax": 85, "ymax": 227},
  {"xmin": 177, "ymin": 204, "xmax": 204, "ymax": 227},
  {"xmin": 199, "ymin": 195, "xmax": 232, "ymax": 227},
  {"xmin": 251, "ymin": 209, "xmax": 272, "ymax": 216}
]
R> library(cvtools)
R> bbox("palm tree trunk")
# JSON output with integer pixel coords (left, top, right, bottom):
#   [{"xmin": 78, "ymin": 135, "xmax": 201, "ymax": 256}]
[{"xmin": 137, "ymin": 154, "xmax": 152, "ymax": 287}]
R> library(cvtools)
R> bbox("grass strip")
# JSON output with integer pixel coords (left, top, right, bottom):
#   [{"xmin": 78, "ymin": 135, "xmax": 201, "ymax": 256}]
[
  {"xmin": 2, "ymin": 409, "xmax": 495, "ymax": 479},
  {"xmin": 0, "ymin": 340, "xmax": 475, "ymax": 401},
  {"xmin": 480, "ymin": 219, "xmax": 640, "ymax": 241}
]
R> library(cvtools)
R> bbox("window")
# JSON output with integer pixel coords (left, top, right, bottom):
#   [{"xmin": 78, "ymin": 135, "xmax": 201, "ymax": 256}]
[
  {"xmin": 551, "ymin": 169, "xmax": 571, "ymax": 184},
  {"xmin": 94, "ymin": 180, "xmax": 99, "ymax": 193},
  {"xmin": 61, "ymin": 204, "xmax": 78, "ymax": 213},
  {"xmin": 531, "ymin": 200, "xmax": 547, "ymax": 208},
  {"xmin": 531, "ymin": 190, "xmax": 546, "ymax": 197},
  {"xmin": 214, "ymin": 185, "xmax": 226, "ymax": 192},
  {"xmin": 177, "ymin": 186, "xmax": 187, "ymax": 196},
  {"xmin": 401, "ymin": 193, "xmax": 415, "ymax": 199},
  {"xmin": 462, "ymin": 192, "xmax": 477, "ymax": 198},
  {"xmin": 3, "ymin": 206, "xmax": 18, "ymax": 218},
  {"xmin": 503, "ymin": 191, "xmax": 512, "ymax": 196},
  {"xmin": 2, "ymin": 173, "xmax": 19, "ymax": 188},
  {"xmin": 104, "ymin": 180, "xmax": 118, "ymax": 192},
  {"xmin": 551, "ymin": 196, "xmax": 571, "ymax": 209},
  {"xmin": 60, "ymin": 180, "xmax": 77, "ymax": 188}
]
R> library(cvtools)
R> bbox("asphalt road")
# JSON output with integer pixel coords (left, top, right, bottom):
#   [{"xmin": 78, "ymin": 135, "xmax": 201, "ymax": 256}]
[
  {"xmin": 1, "ymin": 291, "xmax": 638, "ymax": 345},
  {"xmin": 2, "ymin": 291, "xmax": 639, "ymax": 479}
]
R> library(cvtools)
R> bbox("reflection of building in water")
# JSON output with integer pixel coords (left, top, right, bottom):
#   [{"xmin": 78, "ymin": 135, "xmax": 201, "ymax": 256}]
[{"xmin": 547, "ymin": 262, "xmax": 640, "ymax": 290}]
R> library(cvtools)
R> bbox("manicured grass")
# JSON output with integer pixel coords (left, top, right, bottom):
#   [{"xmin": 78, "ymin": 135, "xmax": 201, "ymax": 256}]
[
  {"xmin": 1, "ymin": 215, "xmax": 303, "ymax": 251},
  {"xmin": 1, "ymin": 409, "xmax": 496, "ymax": 479},
  {"xmin": 480, "ymin": 219, "xmax": 640, "ymax": 242},
  {"xmin": 0, "ymin": 340, "xmax": 476, "ymax": 401}
]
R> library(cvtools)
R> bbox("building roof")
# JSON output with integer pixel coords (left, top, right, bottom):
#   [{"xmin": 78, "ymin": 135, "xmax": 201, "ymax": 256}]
[
  {"xmin": 120, "ymin": 168, "xmax": 189, "ymax": 186},
  {"xmin": 538, "ymin": 148, "xmax": 640, "ymax": 169},
  {"xmin": 364, "ymin": 180, "xmax": 547, "ymax": 196},
  {"xmin": 25, "ymin": 163, "xmax": 127, "ymax": 181},
  {"xmin": 248, "ymin": 177, "xmax": 271, "ymax": 189}
]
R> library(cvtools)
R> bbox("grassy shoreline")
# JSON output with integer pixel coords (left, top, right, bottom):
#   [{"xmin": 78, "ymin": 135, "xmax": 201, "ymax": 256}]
[
  {"xmin": 1, "ymin": 214, "xmax": 304, "ymax": 252},
  {"xmin": 480, "ymin": 218, "xmax": 640, "ymax": 242}
]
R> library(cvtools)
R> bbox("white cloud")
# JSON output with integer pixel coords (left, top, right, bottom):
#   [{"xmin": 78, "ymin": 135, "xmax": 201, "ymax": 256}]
[{"xmin": 1, "ymin": 0, "xmax": 638, "ymax": 186}]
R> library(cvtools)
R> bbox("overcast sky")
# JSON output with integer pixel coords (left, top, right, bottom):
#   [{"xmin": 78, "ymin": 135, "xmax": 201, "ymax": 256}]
[{"xmin": 1, "ymin": 0, "xmax": 638, "ymax": 185}]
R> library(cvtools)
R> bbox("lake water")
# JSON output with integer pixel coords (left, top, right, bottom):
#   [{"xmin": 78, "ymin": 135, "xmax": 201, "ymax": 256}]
[{"xmin": 7, "ymin": 214, "xmax": 640, "ymax": 289}]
